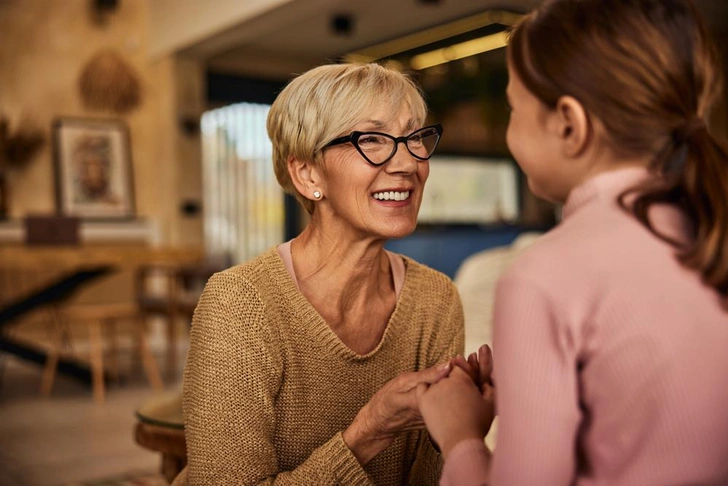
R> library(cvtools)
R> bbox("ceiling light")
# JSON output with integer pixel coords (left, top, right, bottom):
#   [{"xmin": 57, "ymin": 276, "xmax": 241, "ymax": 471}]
[
  {"xmin": 331, "ymin": 14, "xmax": 354, "ymax": 36},
  {"xmin": 409, "ymin": 31, "xmax": 509, "ymax": 70},
  {"xmin": 345, "ymin": 10, "xmax": 521, "ymax": 63}
]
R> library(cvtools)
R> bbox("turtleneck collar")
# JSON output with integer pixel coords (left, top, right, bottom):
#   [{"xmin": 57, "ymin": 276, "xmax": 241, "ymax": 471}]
[{"xmin": 562, "ymin": 166, "xmax": 653, "ymax": 220}]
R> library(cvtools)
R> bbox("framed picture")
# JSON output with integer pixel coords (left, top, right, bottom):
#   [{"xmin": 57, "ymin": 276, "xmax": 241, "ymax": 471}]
[
  {"xmin": 418, "ymin": 156, "xmax": 520, "ymax": 224},
  {"xmin": 53, "ymin": 118, "xmax": 135, "ymax": 219}
]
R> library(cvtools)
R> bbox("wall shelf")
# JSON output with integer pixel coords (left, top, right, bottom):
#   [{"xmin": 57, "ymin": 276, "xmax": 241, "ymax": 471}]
[{"xmin": 0, "ymin": 219, "xmax": 161, "ymax": 245}]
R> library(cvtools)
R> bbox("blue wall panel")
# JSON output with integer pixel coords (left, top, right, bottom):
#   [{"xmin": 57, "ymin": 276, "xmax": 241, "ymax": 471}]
[{"xmin": 385, "ymin": 225, "xmax": 529, "ymax": 278}]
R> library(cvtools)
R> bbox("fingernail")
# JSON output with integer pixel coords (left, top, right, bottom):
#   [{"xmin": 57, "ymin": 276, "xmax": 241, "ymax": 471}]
[{"xmin": 440, "ymin": 362, "xmax": 451, "ymax": 371}]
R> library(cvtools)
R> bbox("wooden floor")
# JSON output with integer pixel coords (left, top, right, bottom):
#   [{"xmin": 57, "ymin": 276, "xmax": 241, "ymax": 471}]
[{"xmin": 0, "ymin": 326, "xmax": 187, "ymax": 486}]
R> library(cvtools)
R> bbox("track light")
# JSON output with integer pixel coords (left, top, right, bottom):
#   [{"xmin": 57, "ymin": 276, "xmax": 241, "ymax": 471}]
[
  {"xmin": 409, "ymin": 31, "xmax": 509, "ymax": 70},
  {"xmin": 345, "ymin": 11, "xmax": 520, "ymax": 65}
]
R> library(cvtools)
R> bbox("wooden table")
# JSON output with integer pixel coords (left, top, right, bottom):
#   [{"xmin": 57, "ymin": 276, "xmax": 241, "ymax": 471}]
[
  {"xmin": 0, "ymin": 244, "xmax": 204, "ymax": 386},
  {"xmin": 0, "ymin": 244, "xmax": 204, "ymax": 275}
]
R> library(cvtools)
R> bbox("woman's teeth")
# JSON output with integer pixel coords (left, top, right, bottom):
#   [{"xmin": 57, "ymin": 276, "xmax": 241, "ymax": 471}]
[{"xmin": 373, "ymin": 191, "xmax": 410, "ymax": 201}]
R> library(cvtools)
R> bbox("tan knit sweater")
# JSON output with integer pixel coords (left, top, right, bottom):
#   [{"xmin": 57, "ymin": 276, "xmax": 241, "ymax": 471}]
[{"xmin": 174, "ymin": 246, "xmax": 464, "ymax": 485}]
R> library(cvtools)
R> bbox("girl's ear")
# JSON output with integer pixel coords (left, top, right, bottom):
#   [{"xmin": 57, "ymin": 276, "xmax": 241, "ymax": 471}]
[
  {"xmin": 288, "ymin": 155, "xmax": 324, "ymax": 200},
  {"xmin": 554, "ymin": 95, "xmax": 591, "ymax": 158}
]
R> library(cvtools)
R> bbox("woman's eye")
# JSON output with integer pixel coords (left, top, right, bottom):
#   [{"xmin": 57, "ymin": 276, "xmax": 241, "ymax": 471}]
[{"xmin": 359, "ymin": 135, "xmax": 385, "ymax": 146}]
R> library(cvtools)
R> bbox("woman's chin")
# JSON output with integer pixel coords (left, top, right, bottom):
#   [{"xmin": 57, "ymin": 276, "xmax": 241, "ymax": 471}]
[{"xmin": 382, "ymin": 221, "xmax": 418, "ymax": 240}]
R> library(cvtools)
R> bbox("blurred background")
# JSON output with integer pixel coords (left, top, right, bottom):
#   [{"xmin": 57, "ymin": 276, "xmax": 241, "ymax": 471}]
[{"xmin": 1, "ymin": 0, "xmax": 727, "ymax": 484}]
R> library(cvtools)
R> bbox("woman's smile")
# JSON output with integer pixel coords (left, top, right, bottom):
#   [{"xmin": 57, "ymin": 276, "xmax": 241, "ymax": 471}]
[{"xmin": 371, "ymin": 188, "xmax": 413, "ymax": 207}]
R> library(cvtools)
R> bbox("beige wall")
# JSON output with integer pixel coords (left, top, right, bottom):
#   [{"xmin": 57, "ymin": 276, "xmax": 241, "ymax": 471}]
[
  {"xmin": 174, "ymin": 57, "xmax": 206, "ymax": 248},
  {"xmin": 0, "ymin": 0, "xmax": 202, "ymax": 247}
]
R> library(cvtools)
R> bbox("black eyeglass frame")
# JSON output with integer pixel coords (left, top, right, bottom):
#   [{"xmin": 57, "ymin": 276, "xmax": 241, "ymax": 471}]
[{"xmin": 322, "ymin": 123, "xmax": 443, "ymax": 167}]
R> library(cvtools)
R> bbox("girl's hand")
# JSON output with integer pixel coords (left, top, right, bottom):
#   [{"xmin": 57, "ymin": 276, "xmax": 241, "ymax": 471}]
[
  {"xmin": 416, "ymin": 366, "xmax": 496, "ymax": 459},
  {"xmin": 343, "ymin": 361, "xmax": 452, "ymax": 465},
  {"xmin": 452, "ymin": 344, "xmax": 495, "ymax": 396}
]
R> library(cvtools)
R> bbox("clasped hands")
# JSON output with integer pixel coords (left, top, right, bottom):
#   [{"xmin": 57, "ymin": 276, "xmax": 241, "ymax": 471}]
[
  {"xmin": 417, "ymin": 345, "xmax": 496, "ymax": 460},
  {"xmin": 342, "ymin": 345, "xmax": 495, "ymax": 465}
]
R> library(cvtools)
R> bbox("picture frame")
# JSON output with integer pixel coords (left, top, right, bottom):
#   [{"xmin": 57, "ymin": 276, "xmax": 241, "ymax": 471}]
[
  {"xmin": 418, "ymin": 155, "xmax": 520, "ymax": 224},
  {"xmin": 53, "ymin": 118, "xmax": 135, "ymax": 219}
]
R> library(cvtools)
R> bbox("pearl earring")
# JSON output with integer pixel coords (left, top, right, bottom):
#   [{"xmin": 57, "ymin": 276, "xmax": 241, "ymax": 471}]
[{"xmin": 313, "ymin": 190, "xmax": 322, "ymax": 200}]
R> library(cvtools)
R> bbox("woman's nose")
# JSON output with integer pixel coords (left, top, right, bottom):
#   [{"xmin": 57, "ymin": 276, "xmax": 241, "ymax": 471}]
[{"xmin": 384, "ymin": 143, "xmax": 418, "ymax": 173}]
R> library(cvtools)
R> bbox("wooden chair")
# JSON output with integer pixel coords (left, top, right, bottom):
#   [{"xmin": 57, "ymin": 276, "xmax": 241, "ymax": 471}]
[
  {"xmin": 0, "ymin": 264, "xmax": 163, "ymax": 402},
  {"xmin": 136, "ymin": 263, "xmax": 199, "ymax": 379},
  {"xmin": 48, "ymin": 302, "xmax": 164, "ymax": 403},
  {"xmin": 135, "ymin": 259, "xmax": 225, "ymax": 378},
  {"xmin": 0, "ymin": 264, "xmax": 110, "ymax": 391}
]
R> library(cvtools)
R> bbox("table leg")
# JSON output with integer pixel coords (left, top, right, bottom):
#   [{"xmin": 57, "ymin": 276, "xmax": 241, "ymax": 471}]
[
  {"xmin": 88, "ymin": 320, "xmax": 105, "ymax": 404},
  {"xmin": 161, "ymin": 453, "xmax": 187, "ymax": 484}
]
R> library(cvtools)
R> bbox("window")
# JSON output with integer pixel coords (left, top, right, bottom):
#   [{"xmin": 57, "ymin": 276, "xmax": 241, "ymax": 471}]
[{"xmin": 201, "ymin": 103, "xmax": 284, "ymax": 264}]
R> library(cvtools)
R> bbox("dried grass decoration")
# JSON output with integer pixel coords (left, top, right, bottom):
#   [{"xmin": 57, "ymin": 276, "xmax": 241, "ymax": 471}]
[
  {"xmin": 78, "ymin": 49, "xmax": 143, "ymax": 114},
  {"xmin": 0, "ymin": 115, "xmax": 46, "ymax": 218},
  {"xmin": 0, "ymin": 116, "xmax": 46, "ymax": 170}
]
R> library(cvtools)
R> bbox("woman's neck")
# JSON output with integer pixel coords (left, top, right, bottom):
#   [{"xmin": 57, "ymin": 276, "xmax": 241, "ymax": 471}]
[
  {"xmin": 291, "ymin": 223, "xmax": 396, "ymax": 354},
  {"xmin": 291, "ymin": 223, "xmax": 392, "ymax": 305}
]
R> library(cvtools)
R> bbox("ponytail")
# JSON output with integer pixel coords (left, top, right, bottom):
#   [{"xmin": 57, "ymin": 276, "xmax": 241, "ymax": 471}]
[{"xmin": 626, "ymin": 125, "xmax": 728, "ymax": 297}]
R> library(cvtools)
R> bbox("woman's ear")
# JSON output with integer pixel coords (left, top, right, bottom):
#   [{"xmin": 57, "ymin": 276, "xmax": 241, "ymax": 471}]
[
  {"xmin": 288, "ymin": 155, "xmax": 324, "ymax": 200},
  {"xmin": 554, "ymin": 95, "xmax": 591, "ymax": 158}
]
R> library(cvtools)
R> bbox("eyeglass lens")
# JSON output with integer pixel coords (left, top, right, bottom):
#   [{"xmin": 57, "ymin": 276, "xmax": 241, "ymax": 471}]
[{"xmin": 356, "ymin": 126, "xmax": 440, "ymax": 165}]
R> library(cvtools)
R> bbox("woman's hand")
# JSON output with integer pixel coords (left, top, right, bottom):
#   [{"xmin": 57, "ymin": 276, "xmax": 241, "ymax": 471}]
[
  {"xmin": 343, "ymin": 361, "xmax": 452, "ymax": 465},
  {"xmin": 417, "ymin": 345, "xmax": 496, "ymax": 459}
]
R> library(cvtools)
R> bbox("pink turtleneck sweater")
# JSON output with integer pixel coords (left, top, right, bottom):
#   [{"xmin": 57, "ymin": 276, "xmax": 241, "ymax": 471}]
[{"xmin": 441, "ymin": 168, "xmax": 728, "ymax": 485}]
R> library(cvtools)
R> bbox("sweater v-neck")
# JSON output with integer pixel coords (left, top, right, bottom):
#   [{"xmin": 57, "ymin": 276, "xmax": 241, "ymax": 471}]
[{"xmin": 270, "ymin": 244, "xmax": 411, "ymax": 360}]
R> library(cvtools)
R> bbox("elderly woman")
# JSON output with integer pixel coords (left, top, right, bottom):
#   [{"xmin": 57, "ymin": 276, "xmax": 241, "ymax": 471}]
[{"xmin": 173, "ymin": 62, "xmax": 464, "ymax": 485}]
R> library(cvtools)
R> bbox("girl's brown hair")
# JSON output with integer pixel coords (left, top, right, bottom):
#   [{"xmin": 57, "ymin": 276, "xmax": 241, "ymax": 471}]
[{"xmin": 509, "ymin": 0, "xmax": 728, "ymax": 296}]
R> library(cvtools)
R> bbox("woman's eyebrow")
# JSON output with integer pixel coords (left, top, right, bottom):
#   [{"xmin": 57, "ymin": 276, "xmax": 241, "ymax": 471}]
[
  {"xmin": 358, "ymin": 119, "xmax": 418, "ymax": 133},
  {"xmin": 360, "ymin": 119, "xmax": 387, "ymax": 130}
]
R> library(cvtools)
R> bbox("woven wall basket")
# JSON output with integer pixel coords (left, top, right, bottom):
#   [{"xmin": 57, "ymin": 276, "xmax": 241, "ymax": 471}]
[{"xmin": 78, "ymin": 49, "xmax": 143, "ymax": 114}]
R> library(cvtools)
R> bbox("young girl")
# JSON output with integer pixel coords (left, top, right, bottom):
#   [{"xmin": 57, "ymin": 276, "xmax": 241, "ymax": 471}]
[{"xmin": 417, "ymin": 0, "xmax": 728, "ymax": 484}]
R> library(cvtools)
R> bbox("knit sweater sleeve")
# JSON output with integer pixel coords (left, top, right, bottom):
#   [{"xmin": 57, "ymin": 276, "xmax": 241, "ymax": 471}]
[
  {"xmin": 182, "ymin": 271, "xmax": 372, "ymax": 485},
  {"xmin": 409, "ymin": 276, "xmax": 466, "ymax": 485},
  {"xmin": 487, "ymin": 273, "xmax": 581, "ymax": 485}
]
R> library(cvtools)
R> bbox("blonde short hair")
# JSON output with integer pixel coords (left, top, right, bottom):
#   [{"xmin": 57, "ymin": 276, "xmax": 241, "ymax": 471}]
[{"xmin": 266, "ymin": 62, "xmax": 428, "ymax": 214}]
